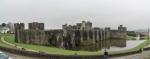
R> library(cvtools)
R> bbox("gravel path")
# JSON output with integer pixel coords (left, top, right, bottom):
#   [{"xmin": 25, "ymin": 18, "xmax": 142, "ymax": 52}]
[
  {"xmin": 1, "ymin": 37, "xmax": 38, "ymax": 52},
  {"xmin": 4, "ymin": 52, "xmax": 41, "ymax": 59},
  {"xmin": 110, "ymin": 50, "xmax": 150, "ymax": 59},
  {"xmin": 4, "ymin": 51, "xmax": 150, "ymax": 59},
  {"xmin": 110, "ymin": 53, "xmax": 144, "ymax": 59},
  {"xmin": 108, "ymin": 40, "xmax": 145, "ymax": 51}
]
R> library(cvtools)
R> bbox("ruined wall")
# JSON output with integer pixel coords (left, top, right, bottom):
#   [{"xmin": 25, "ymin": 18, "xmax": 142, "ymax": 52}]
[
  {"xmin": 110, "ymin": 25, "xmax": 127, "ymax": 47},
  {"xmin": 78, "ymin": 28, "xmax": 111, "ymax": 51},
  {"xmin": 45, "ymin": 29, "xmax": 64, "ymax": 47},
  {"xmin": 29, "ymin": 22, "xmax": 44, "ymax": 30},
  {"xmin": 15, "ymin": 22, "xmax": 48, "ymax": 45},
  {"xmin": 14, "ymin": 22, "xmax": 127, "ymax": 51},
  {"xmin": 110, "ymin": 31, "xmax": 126, "ymax": 47},
  {"xmin": 28, "ymin": 30, "xmax": 47, "ymax": 45},
  {"xmin": 110, "ymin": 30, "xmax": 126, "ymax": 39},
  {"xmin": 14, "ymin": 23, "xmax": 25, "ymax": 43}
]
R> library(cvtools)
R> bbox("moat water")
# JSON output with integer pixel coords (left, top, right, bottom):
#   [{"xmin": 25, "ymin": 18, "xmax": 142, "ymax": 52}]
[
  {"xmin": 105, "ymin": 40, "xmax": 145, "ymax": 51},
  {"xmin": 77, "ymin": 38, "xmax": 126, "ymax": 51},
  {"xmin": 79, "ymin": 35, "xmax": 145, "ymax": 51},
  {"xmin": 102, "ymin": 35, "xmax": 145, "ymax": 51}
]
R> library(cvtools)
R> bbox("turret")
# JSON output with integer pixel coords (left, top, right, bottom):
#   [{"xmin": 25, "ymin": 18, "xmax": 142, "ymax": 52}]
[
  {"xmin": 28, "ymin": 22, "xmax": 44, "ymax": 30},
  {"xmin": 14, "ymin": 23, "xmax": 25, "ymax": 30},
  {"xmin": 14, "ymin": 23, "xmax": 25, "ymax": 43},
  {"xmin": 62, "ymin": 24, "xmax": 67, "ymax": 29},
  {"xmin": 80, "ymin": 21, "xmax": 93, "ymax": 30},
  {"xmin": 118, "ymin": 25, "xmax": 126, "ymax": 32}
]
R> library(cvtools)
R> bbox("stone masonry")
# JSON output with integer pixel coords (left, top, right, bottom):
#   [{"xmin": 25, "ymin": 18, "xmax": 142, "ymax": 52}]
[{"xmin": 14, "ymin": 21, "xmax": 127, "ymax": 51}]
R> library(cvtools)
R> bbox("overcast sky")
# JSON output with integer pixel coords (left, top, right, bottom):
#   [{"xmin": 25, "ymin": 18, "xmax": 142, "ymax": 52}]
[{"xmin": 0, "ymin": 0, "xmax": 150, "ymax": 30}]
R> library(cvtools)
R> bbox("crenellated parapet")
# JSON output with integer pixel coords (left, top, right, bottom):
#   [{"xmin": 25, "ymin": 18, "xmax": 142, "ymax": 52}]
[
  {"xmin": 29, "ymin": 22, "xmax": 44, "ymax": 30},
  {"xmin": 62, "ymin": 21, "xmax": 92, "ymax": 30},
  {"xmin": 118, "ymin": 25, "xmax": 127, "ymax": 32},
  {"xmin": 111, "ymin": 25, "xmax": 127, "ymax": 39},
  {"xmin": 14, "ymin": 23, "xmax": 25, "ymax": 30}
]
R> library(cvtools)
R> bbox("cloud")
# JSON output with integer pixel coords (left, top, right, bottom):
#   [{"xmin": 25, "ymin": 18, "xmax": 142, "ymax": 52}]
[{"xmin": 0, "ymin": 0, "xmax": 150, "ymax": 30}]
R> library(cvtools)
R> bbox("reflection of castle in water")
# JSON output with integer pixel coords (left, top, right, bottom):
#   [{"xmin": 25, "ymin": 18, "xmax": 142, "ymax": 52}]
[{"xmin": 14, "ymin": 21, "xmax": 127, "ymax": 51}]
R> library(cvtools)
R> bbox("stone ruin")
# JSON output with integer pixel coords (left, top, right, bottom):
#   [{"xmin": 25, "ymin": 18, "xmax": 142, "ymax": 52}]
[{"xmin": 14, "ymin": 21, "xmax": 127, "ymax": 51}]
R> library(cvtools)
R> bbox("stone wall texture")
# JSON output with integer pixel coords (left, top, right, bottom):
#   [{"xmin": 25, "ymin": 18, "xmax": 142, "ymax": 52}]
[{"xmin": 14, "ymin": 21, "xmax": 127, "ymax": 51}]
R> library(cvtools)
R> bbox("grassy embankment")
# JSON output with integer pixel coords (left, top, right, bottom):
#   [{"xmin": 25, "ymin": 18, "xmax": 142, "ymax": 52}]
[
  {"xmin": 127, "ymin": 35, "xmax": 135, "ymax": 40},
  {"xmin": 0, "ymin": 34, "xmax": 103, "ymax": 55},
  {"xmin": 0, "ymin": 33, "xmax": 149, "ymax": 55}
]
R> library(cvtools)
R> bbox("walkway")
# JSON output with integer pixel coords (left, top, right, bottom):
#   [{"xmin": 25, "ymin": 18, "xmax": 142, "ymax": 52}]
[
  {"xmin": 1, "ymin": 36, "xmax": 149, "ymax": 59},
  {"xmin": 110, "ymin": 49, "xmax": 150, "ymax": 59},
  {"xmin": 110, "ymin": 53, "xmax": 143, "ymax": 59},
  {"xmin": 5, "ymin": 51, "xmax": 41, "ymax": 59},
  {"xmin": 1, "ymin": 37, "xmax": 38, "ymax": 52}
]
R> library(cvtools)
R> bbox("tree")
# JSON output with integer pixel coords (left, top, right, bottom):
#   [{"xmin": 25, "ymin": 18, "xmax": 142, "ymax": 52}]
[{"xmin": 1, "ymin": 23, "xmax": 6, "ymax": 27}]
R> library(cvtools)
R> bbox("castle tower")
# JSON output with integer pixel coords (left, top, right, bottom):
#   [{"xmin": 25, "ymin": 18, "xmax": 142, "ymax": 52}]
[
  {"xmin": 118, "ymin": 25, "xmax": 127, "ymax": 32},
  {"xmin": 28, "ymin": 22, "xmax": 46, "ymax": 45},
  {"xmin": 80, "ymin": 21, "xmax": 92, "ymax": 30},
  {"xmin": 14, "ymin": 23, "xmax": 25, "ymax": 30},
  {"xmin": 62, "ymin": 24, "xmax": 68, "ymax": 37},
  {"xmin": 86, "ymin": 21, "xmax": 92, "ymax": 30},
  {"xmin": 105, "ymin": 27, "xmax": 111, "ymax": 39},
  {"xmin": 28, "ymin": 22, "xmax": 44, "ymax": 30},
  {"xmin": 14, "ymin": 23, "xmax": 25, "ymax": 43}
]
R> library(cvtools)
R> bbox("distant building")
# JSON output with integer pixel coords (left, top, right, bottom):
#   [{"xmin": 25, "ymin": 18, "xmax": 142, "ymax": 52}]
[
  {"xmin": 0, "ymin": 22, "xmax": 15, "ymax": 34},
  {"xmin": 7, "ymin": 22, "xmax": 15, "ymax": 33},
  {"xmin": 0, "ymin": 23, "xmax": 10, "ymax": 33}
]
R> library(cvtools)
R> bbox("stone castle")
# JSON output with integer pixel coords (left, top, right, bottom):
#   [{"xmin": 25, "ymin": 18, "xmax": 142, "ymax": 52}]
[{"xmin": 14, "ymin": 21, "xmax": 127, "ymax": 51}]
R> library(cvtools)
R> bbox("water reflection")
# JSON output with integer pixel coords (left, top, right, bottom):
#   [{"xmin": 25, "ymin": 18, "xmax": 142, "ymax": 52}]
[
  {"xmin": 79, "ymin": 38, "xmax": 145, "ymax": 51},
  {"xmin": 79, "ymin": 39, "xmax": 126, "ymax": 51},
  {"xmin": 108, "ymin": 40, "xmax": 145, "ymax": 51}
]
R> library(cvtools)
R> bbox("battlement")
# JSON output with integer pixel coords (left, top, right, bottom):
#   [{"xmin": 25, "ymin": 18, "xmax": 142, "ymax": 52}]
[
  {"xmin": 118, "ymin": 25, "xmax": 127, "ymax": 32},
  {"xmin": 29, "ymin": 22, "xmax": 44, "ymax": 30},
  {"xmin": 62, "ymin": 21, "xmax": 92, "ymax": 30},
  {"xmin": 14, "ymin": 23, "xmax": 25, "ymax": 30}
]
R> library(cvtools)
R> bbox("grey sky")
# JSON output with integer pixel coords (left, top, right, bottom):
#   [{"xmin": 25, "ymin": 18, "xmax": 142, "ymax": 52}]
[{"xmin": 0, "ymin": 0, "xmax": 150, "ymax": 30}]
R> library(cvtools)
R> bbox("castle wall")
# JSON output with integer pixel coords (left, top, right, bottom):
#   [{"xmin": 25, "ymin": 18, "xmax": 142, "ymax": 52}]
[
  {"xmin": 29, "ymin": 22, "xmax": 44, "ymax": 30},
  {"xmin": 110, "ymin": 25, "xmax": 127, "ymax": 47},
  {"xmin": 14, "ymin": 23, "xmax": 25, "ymax": 43},
  {"xmin": 45, "ymin": 29, "xmax": 64, "ymax": 47},
  {"xmin": 110, "ymin": 39, "xmax": 126, "ymax": 47},
  {"xmin": 14, "ymin": 22, "xmax": 127, "ymax": 51},
  {"xmin": 110, "ymin": 30, "xmax": 126, "ymax": 39},
  {"xmin": 28, "ymin": 30, "xmax": 47, "ymax": 45}
]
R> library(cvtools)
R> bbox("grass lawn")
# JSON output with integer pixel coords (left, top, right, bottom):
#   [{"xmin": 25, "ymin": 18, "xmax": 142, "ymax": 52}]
[
  {"xmin": 0, "ymin": 34, "xmax": 14, "ymax": 48},
  {"xmin": 1, "ymin": 34, "xmax": 103, "ymax": 55},
  {"xmin": 0, "ymin": 33, "xmax": 148, "ymax": 55}
]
